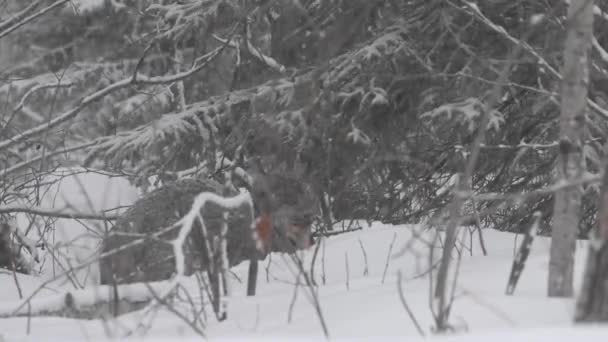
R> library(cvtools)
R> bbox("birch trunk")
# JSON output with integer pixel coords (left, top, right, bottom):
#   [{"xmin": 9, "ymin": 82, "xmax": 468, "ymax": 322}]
[{"xmin": 548, "ymin": 0, "xmax": 593, "ymax": 297}]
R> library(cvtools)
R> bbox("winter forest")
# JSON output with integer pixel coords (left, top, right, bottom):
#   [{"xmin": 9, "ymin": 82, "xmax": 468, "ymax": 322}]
[{"xmin": 2, "ymin": 0, "xmax": 608, "ymax": 340}]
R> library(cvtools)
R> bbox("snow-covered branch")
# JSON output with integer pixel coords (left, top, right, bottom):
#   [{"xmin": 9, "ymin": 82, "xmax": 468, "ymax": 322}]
[
  {"xmin": 172, "ymin": 191, "xmax": 254, "ymax": 277},
  {"xmin": 9, "ymin": 81, "xmax": 74, "ymax": 118},
  {"xmin": 167, "ymin": 155, "xmax": 251, "ymax": 184},
  {"xmin": 478, "ymin": 141, "xmax": 558, "ymax": 150},
  {"xmin": 8, "ymin": 219, "xmax": 183, "ymax": 316},
  {"xmin": 0, "ymin": 0, "xmax": 70, "ymax": 40},
  {"xmin": 476, "ymin": 137, "xmax": 603, "ymax": 151},
  {"xmin": 0, "ymin": 204, "xmax": 120, "ymax": 221},
  {"xmin": 0, "ymin": 38, "xmax": 233, "ymax": 152},
  {"xmin": 0, "ymin": 0, "xmax": 44, "ymax": 33},
  {"xmin": 0, "ymin": 281, "xmax": 173, "ymax": 318},
  {"xmin": 138, "ymin": 190, "xmax": 255, "ymax": 319},
  {"xmin": 213, "ymin": 32, "xmax": 286, "ymax": 73},
  {"xmin": 245, "ymin": 40, "xmax": 286, "ymax": 74},
  {"xmin": 592, "ymin": 36, "xmax": 608, "ymax": 63},
  {"xmin": 455, "ymin": 173, "xmax": 601, "ymax": 202}
]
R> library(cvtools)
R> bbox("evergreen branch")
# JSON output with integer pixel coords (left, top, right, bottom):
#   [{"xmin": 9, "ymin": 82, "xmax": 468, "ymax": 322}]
[
  {"xmin": 0, "ymin": 32, "xmax": 235, "ymax": 152},
  {"xmin": 87, "ymin": 75, "xmax": 314, "ymax": 164},
  {"xmin": 85, "ymin": 21, "xmax": 408, "ymax": 165}
]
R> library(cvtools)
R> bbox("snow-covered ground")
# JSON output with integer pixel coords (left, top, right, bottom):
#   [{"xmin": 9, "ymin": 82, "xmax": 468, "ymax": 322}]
[{"xmin": 1, "ymin": 219, "xmax": 606, "ymax": 341}]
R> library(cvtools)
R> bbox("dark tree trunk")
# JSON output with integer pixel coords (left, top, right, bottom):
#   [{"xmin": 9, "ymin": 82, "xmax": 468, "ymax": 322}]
[
  {"xmin": 506, "ymin": 213, "xmax": 540, "ymax": 295},
  {"xmin": 246, "ymin": 259, "xmax": 258, "ymax": 296},
  {"xmin": 575, "ymin": 161, "xmax": 608, "ymax": 321}
]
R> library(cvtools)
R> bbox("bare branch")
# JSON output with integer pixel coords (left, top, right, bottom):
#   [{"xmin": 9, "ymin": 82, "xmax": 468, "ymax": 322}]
[
  {"xmin": 0, "ymin": 0, "xmax": 44, "ymax": 33},
  {"xmin": 0, "ymin": 0, "xmax": 70, "ymax": 40},
  {"xmin": 453, "ymin": 0, "xmax": 608, "ymax": 121},
  {"xmin": 397, "ymin": 271, "xmax": 425, "ymax": 336},
  {"xmin": 0, "ymin": 141, "xmax": 96, "ymax": 178}
]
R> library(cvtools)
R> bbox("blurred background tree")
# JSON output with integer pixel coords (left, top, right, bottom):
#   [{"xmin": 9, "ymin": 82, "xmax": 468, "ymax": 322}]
[{"xmin": 2, "ymin": 0, "xmax": 608, "ymax": 240}]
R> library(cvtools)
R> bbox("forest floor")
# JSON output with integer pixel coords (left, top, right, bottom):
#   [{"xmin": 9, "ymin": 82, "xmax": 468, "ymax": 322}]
[{"xmin": 0, "ymin": 221, "xmax": 606, "ymax": 341}]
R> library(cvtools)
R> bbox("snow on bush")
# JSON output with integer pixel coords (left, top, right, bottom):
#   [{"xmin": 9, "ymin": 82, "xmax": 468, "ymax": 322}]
[{"xmin": 15, "ymin": 167, "xmax": 139, "ymax": 287}]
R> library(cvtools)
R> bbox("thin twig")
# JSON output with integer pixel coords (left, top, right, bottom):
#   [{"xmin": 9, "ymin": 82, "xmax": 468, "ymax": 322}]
[
  {"xmin": 397, "ymin": 271, "xmax": 425, "ymax": 337},
  {"xmin": 345, "ymin": 251, "xmax": 350, "ymax": 291},
  {"xmin": 451, "ymin": 0, "xmax": 608, "ymax": 121},
  {"xmin": 358, "ymin": 238, "xmax": 369, "ymax": 276},
  {"xmin": 142, "ymin": 282, "xmax": 206, "ymax": 337},
  {"xmin": 381, "ymin": 232, "xmax": 398, "ymax": 284},
  {"xmin": 309, "ymin": 235, "xmax": 323, "ymax": 286},
  {"xmin": 282, "ymin": 252, "xmax": 330, "ymax": 338},
  {"xmin": 313, "ymin": 226, "xmax": 362, "ymax": 238},
  {"xmin": 287, "ymin": 274, "xmax": 301, "ymax": 324},
  {"xmin": 265, "ymin": 253, "xmax": 272, "ymax": 283},
  {"xmin": 321, "ymin": 238, "xmax": 327, "ymax": 285},
  {"xmin": 0, "ymin": 141, "xmax": 96, "ymax": 178}
]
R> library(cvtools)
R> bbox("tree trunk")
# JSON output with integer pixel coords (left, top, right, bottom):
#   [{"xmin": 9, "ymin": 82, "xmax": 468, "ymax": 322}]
[
  {"xmin": 548, "ymin": 0, "xmax": 593, "ymax": 298},
  {"xmin": 246, "ymin": 259, "xmax": 258, "ymax": 296},
  {"xmin": 575, "ymin": 160, "xmax": 608, "ymax": 321}
]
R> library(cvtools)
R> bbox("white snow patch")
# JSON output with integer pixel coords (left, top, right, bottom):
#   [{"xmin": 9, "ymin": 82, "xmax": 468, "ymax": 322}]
[
  {"xmin": 530, "ymin": 14, "xmax": 545, "ymax": 25},
  {"xmin": 71, "ymin": 0, "xmax": 107, "ymax": 14},
  {"xmin": 14, "ymin": 167, "xmax": 140, "ymax": 288}
]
